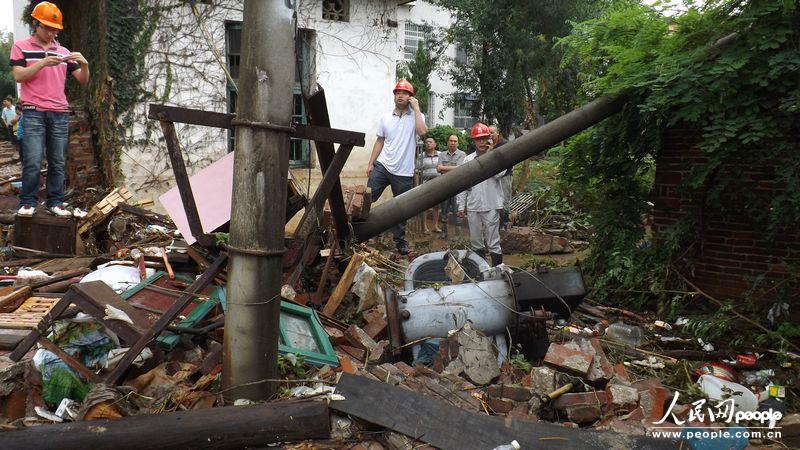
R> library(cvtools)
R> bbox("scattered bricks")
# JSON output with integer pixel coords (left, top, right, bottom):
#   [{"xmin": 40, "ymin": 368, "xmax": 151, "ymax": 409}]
[
  {"xmin": 501, "ymin": 385, "xmax": 534, "ymax": 402},
  {"xmin": 528, "ymin": 366, "xmax": 557, "ymax": 396},
  {"xmin": 325, "ymin": 326, "xmax": 346, "ymax": 345},
  {"xmin": 632, "ymin": 377, "xmax": 664, "ymax": 392},
  {"xmin": 565, "ymin": 338, "xmax": 613, "ymax": 382},
  {"xmin": 393, "ymin": 361, "xmax": 416, "ymax": 378},
  {"xmin": 595, "ymin": 417, "xmax": 646, "ymax": 436},
  {"xmin": 369, "ymin": 364, "xmax": 403, "ymax": 385},
  {"xmin": 338, "ymin": 345, "xmax": 366, "ymax": 361},
  {"xmin": 639, "ymin": 387, "xmax": 667, "ymax": 421},
  {"xmin": 368, "ymin": 340, "xmax": 389, "ymax": 362},
  {"xmin": 621, "ymin": 407, "xmax": 645, "ymax": 422},
  {"xmin": 543, "ymin": 343, "xmax": 593, "ymax": 377},
  {"xmin": 565, "ymin": 405, "xmax": 602, "ymax": 424},
  {"xmin": 487, "ymin": 397, "xmax": 515, "ymax": 414},
  {"xmin": 507, "ymin": 402, "xmax": 538, "ymax": 422},
  {"xmin": 338, "ymin": 355, "xmax": 357, "ymax": 374},
  {"xmin": 362, "ymin": 316, "xmax": 388, "ymax": 340},
  {"xmin": 552, "ymin": 391, "xmax": 608, "ymax": 411},
  {"xmin": 612, "ymin": 363, "xmax": 630, "ymax": 382},
  {"xmin": 486, "ymin": 384, "xmax": 503, "ymax": 399},
  {"xmin": 344, "ymin": 324, "xmax": 378, "ymax": 352},
  {"xmin": 606, "ymin": 383, "xmax": 639, "ymax": 410}
]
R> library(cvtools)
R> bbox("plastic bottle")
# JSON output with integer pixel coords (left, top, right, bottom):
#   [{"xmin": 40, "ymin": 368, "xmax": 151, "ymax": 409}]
[
  {"xmin": 605, "ymin": 321, "xmax": 645, "ymax": 346},
  {"xmin": 492, "ymin": 440, "xmax": 521, "ymax": 450}
]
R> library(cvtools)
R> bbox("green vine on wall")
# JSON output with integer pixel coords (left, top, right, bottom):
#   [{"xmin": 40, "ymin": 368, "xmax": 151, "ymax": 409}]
[
  {"xmin": 558, "ymin": 1, "xmax": 799, "ymax": 344},
  {"xmin": 22, "ymin": 0, "xmax": 162, "ymax": 186}
]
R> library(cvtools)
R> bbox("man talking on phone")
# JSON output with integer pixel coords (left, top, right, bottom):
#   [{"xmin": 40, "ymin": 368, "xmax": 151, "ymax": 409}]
[{"xmin": 10, "ymin": 2, "xmax": 89, "ymax": 217}]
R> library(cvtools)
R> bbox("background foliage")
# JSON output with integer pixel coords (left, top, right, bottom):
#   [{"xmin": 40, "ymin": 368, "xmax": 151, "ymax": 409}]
[{"xmin": 558, "ymin": 0, "xmax": 800, "ymax": 345}]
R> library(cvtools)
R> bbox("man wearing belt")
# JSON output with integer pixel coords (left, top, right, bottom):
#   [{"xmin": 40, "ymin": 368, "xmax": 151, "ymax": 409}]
[
  {"xmin": 457, "ymin": 123, "xmax": 504, "ymax": 266},
  {"xmin": 366, "ymin": 80, "xmax": 427, "ymax": 255},
  {"xmin": 10, "ymin": 2, "xmax": 89, "ymax": 217}
]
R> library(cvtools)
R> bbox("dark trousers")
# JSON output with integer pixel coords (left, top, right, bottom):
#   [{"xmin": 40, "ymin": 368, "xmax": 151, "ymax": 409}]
[{"xmin": 367, "ymin": 161, "xmax": 413, "ymax": 248}]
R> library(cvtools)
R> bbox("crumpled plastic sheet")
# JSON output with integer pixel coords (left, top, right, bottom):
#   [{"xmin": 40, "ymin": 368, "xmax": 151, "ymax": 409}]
[{"xmin": 33, "ymin": 320, "xmax": 116, "ymax": 405}]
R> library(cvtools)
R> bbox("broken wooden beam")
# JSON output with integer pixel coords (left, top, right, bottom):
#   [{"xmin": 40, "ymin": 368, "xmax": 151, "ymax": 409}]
[
  {"xmin": 321, "ymin": 253, "xmax": 365, "ymax": 316},
  {"xmin": 332, "ymin": 373, "xmax": 682, "ymax": 450},
  {"xmin": 148, "ymin": 103, "xmax": 365, "ymax": 147},
  {"xmin": 0, "ymin": 399, "xmax": 330, "ymax": 450}
]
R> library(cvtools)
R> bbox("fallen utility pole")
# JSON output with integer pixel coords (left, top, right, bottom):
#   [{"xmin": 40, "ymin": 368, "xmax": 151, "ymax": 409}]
[
  {"xmin": 353, "ymin": 93, "xmax": 628, "ymax": 241},
  {"xmin": 0, "ymin": 400, "xmax": 330, "ymax": 450},
  {"xmin": 352, "ymin": 32, "xmax": 741, "ymax": 242},
  {"xmin": 223, "ymin": 0, "xmax": 295, "ymax": 400}
]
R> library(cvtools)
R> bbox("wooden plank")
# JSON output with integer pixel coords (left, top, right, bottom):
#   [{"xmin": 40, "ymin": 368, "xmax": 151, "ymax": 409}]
[
  {"xmin": 70, "ymin": 282, "xmax": 153, "ymax": 343},
  {"xmin": 148, "ymin": 103, "xmax": 365, "ymax": 146},
  {"xmin": 0, "ymin": 296, "xmax": 59, "ymax": 328},
  {"xmin": 321, "ymin": 253, "xmax": 365, "ymax": 316},
  {"xmin": 36, "ymin": 337, "xmax": 101, "ymax": 383},
  {"xmin": 0, "ymin": 329, "xmax": 28, "ymax": 350},
  {"xmin": 159, "ymin": 120, "xmax": 213, "ymax": 248},
  {"xmin": 9, "ymin": 292, "xmax": 73, "ymax": 361},
  {"xmin": 0, "ymin": 399, "xmax": 329, "ymax": 450},
  {"xmin": 307, "ymin": 88, "xmax": 350, "ymax": 243},
  {"xmin": 0, "ymin": 286, "xmax": 31, "ymax": 313},
  {"xmin": 332, "ymin": 374, "xmax": 682, "ymax": 450},
  {"xmin": 104, "ymin": 255, "xmax": 227, "ymax": 384}
]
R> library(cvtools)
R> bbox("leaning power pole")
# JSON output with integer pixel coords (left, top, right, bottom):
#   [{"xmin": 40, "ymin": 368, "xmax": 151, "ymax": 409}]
[{"xmin": 223, "ymin": 0, "xmax": 295, "ymax": 400}]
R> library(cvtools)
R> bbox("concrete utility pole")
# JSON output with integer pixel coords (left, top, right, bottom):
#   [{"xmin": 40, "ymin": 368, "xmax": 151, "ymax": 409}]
[{"xmin": 223, "ymin": 0, "xmax": 295, "ymax": 401}]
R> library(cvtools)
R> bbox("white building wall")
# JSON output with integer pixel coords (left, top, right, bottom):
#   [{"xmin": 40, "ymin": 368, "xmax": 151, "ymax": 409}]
[
  {"xmin": 118, "ymin": 0, "xmax": 398, "ymax": 205},
  {"xmin": 396, "ymin": 1, "xmax": 458, "ymax": 129},
  {"xmin": 11, "ymin": 0, "xmax": 29, "ymax": 45}
]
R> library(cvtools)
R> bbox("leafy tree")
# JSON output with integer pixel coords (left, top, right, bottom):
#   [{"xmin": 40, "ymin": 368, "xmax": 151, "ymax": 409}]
[
  {"xmin": 429, "ymin": 0, "xmax": 614, "ymax": 135},
  {"xmin": 0, "ymin": 32, "xmax": 16, "ymax": 100},
  {"xmin": 424, "ymin": 124, "xmax": 469, "ymax": 153},
  {"xmin": 397, "ymin": 34, "xmax": 443, "ymax": 120}
]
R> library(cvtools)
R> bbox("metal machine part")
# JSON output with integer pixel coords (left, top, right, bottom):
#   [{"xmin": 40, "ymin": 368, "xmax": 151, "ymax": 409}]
[
  {"xmin": 403, "ymin": 250, "xmax": 489, "ymax": 290},
  {"xmin": 388, "ymin": 252, "xmax": 587, "ymax": 353}
]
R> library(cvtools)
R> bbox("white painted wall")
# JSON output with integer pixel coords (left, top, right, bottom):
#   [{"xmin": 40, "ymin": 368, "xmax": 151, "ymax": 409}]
[
  {"xmin": 11, "ymin": 0, "xmax": 29, "ymax": 45},
  {"xmin": 396, "ymin": 1, "xmax": 459, "ymax": 128},
  {"xmin": 116, "ymin": 0, "xmax": 398, "ymax": 206}
]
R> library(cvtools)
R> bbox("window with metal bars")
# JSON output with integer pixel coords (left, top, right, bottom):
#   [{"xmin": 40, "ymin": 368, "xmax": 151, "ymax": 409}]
[
  {"xmin": 403, "ymin": 22, "xmax": 429, "ymax": 61},
  {"xmin": 322, "ymin": 0, "xmax": 349, "ymax": 22},
  {"xmin": 225, "ymin": 23, "xmax": 313, "ymax": 167},
  {"xmin": 453, "ymin": 94, "xmax": 478, "ymax": 130}
]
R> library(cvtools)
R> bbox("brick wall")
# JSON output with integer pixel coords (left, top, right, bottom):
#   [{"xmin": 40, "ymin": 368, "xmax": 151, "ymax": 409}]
[
  {"xmin": 66, "ymin": 111, "xmax": 102, "ymax": 191},
  {"xmin": 652, "ymin": 129, "xmax": 799, "ymax": 299}
]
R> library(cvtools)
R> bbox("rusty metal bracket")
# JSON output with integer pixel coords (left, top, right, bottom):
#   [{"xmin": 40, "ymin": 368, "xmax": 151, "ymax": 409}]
[
  {"xmin": 224, "ymin": 244, "xmax": 286, "ymax": 257},
  {"xmin": 230, "ymin": 118, "xmax": 296, "ymax": 134}
]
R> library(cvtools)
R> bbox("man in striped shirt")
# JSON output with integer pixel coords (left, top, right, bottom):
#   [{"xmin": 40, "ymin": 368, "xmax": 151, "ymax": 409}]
[{"xmin": 9, "ymin": 2, "xmax": 89, "ymax": 217}]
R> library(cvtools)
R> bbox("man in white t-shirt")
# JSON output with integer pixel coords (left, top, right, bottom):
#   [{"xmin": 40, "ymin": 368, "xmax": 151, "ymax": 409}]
[{"xmin": 366, "ymin": 80, "xmax": 427, "ymax": 255}]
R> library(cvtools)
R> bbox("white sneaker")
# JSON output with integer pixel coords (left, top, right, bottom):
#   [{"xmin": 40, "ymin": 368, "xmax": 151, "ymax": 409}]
[
  {"xmin": 48, "ymin": 205, "xmax": 72, "ymax": 217},
  {"xmin": 17, "ymin": 205, "xmax": 35, "ymax": 217}
]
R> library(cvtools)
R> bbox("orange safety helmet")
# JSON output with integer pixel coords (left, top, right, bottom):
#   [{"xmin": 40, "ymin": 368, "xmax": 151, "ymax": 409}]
[
  {"xmin": 31, "ymin": 1, "xmax": 64, "ymax": 30},
  {"xmin": 470, "ymin": 122, "xmax": 491, "ymax": 139},
  {"xmin": 393, "ymin": 79, "xmax": 415, "ymax": 96}
]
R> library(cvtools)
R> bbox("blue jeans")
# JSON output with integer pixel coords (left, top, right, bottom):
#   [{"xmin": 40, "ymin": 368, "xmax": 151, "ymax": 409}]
[
  {"xmin": 20, "ymin": 111, "xmax": 68, "ymax": 208},
  {"xmin": 367, "ymin": 161, "xmax": 413, "ymax": 248}
]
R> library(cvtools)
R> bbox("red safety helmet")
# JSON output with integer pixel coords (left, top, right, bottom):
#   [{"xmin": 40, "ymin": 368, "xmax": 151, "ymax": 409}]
[
  {"xmin": 470, "ymin": 123, "xmax": 491, "ymax": 139},
  {"xmin": 31, "ymin": 1, "xmax": 64, "ymax": 30},
  {"xmin": 393, "ymin": 79, "xmax": 415, "ymax": 96}
]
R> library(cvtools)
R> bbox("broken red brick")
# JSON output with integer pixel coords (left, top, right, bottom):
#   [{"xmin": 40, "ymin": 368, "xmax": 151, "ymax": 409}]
[
  {"xmin": 639, "ymin": 387, "xmax": 667, "ymax": 421},
  {"xmin": 344, "ymin": 324, "xmax": 378, "ymax": 352},
  {"xmin": 612, "ymin": 363, "xmax": 630, "ymax": 382},
  {"xmin": 362, "ymin": 316, "xmax": 388, "ymax": 340},
  {"xmin": 487, "ymin": 397, "xmax": 515, "ymax": 414},
  {"xmin": 632, "ymin": 377, "xmax": 664, "ymax": 392},
  {"xmin": 543, "ymin": 343, "xmax": 593, "ymax": 377},
  {"xmin": 622, "ymin": 407, "xmax": 645, "ymax": 422},
  {"xmin": 565, "ymin": 338, "xmax": 613, "ymax": 382},
  {"xmin": 338, "ymin": 345, "xmax": 366, "ymax": 361},
  {"xmin": 527, "ymin": 366, "xmax": 557, "ymax": 396},
  {"xmin": 393, "ymin": 361, "xmax": 416, "ymax": 377},
  {"xmin": 565, "ymin": 405, "xmax": 602, "ymax": 424},
  {"xmin": 606, "ymin": 383, "xmax": 639, "ymax": 410},
  {"xmin": 507, "ymin": 402, "xmax": 538, "ymax": 422},
  {"xmin": 368, "ymin": 340, "xmax": 389, "ymax": 362},
  {"xmin": 338, "ymin": 355, "xmax": 358, "ymax": 374},
  {"xmin": 552, "ymin": 391, "xmax": 608, "ymax": 410},
  {"xmin": 325, "ymin": 326, "xmax": 346, "ymax": 345},
  {"xmin": 501, "ymin": 385, "xmax": 534, "ymax": 402}
]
